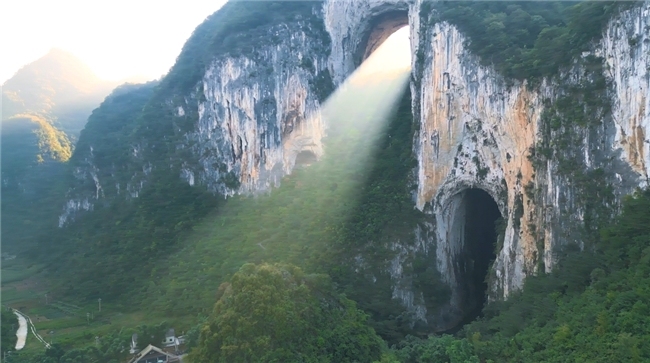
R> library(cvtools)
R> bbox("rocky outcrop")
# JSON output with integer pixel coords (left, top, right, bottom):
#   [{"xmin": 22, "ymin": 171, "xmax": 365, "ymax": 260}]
[
  {"xmin": 184, "ymin": 39, "xmax": 328, "ymax": 195},
  {"xmin": 602, "ymin": 5, "xmax": 650, "ymax": 185}
]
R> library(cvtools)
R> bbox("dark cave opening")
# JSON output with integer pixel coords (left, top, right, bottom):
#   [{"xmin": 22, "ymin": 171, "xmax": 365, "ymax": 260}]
[
  {"xmin": 461, "ymin": 188, "xmax": 502, "ymax": 326},
  {"xmin": 294, "ymin": 150, "xmax": 318, "ymax": 168}
]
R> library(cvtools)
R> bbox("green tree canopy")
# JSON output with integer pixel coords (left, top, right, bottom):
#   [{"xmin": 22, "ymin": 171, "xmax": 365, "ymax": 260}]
[
  {"xmin": 188, "ymin": 263, "xmax": 385, "ymax": 363},
  {"xmin": 1, "ymin": 310, "xmax": 18, "ymax": 354}
]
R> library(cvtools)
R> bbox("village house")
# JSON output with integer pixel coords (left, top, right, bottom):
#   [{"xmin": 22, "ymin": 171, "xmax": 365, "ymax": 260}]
[
  {"xmin": 128, "ymin": 344, "xmax": 182, "ymax": 363},
  {"xmin": 127, "ymin": 328, "xmax": 187, "ymax": 363}
]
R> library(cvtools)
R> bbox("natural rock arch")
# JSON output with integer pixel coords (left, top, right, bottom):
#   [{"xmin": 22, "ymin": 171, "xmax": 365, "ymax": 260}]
[
  {"xmin": 355, "ymin": 10, "xmax": 409, "ymax": 65},
  {"xmin": 325, "ymin": 0, "xmax": 412, "ymax": 85}
]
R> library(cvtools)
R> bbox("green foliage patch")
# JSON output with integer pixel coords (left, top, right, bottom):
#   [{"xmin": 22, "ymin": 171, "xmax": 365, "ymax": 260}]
[
  {"xmin": 189, "ymin": 263, "xmax": 385, "ymax": 363},
  {"xmin": 430, "ymin": 1, "xmax": 635, "ymax": 83}
]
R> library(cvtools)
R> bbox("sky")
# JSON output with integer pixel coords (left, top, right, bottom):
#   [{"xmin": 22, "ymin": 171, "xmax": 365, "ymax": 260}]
[{"xmin": 1, "ymin": 0, "xmax": 228, "ymax": 84}]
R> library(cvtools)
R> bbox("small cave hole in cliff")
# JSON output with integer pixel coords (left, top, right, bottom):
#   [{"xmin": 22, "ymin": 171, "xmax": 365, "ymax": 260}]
[
  {"xmin": 294, "ymin": 150, "xmax": 318, "ymax": 168},
  {"xmin": 450, "ymin": 188, "xmax": 502, "ymax": 332}
]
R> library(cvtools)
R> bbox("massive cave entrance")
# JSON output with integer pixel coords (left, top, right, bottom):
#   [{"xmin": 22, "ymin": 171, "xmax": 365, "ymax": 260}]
[
  {"xmin": 463, "ymin": 188, "xmax": 501, "ymax": 319},
  {"xmin": 448, "ymin": 188, "xmax": 503, "ymax": 330},
  {"xmin": 296, "ymin": 9, "xmax": 411, "ymax": 169}
]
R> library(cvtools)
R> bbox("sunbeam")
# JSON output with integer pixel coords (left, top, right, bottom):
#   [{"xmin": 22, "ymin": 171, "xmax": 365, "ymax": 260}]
[{"xmin": 146, "ymin": 26, "xmax": 413, "ymax": 314}]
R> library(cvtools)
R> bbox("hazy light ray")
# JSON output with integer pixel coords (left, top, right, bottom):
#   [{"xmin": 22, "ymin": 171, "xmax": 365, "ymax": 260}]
[
  {"xmin": 272, "ymin": 25, "xmax": 414, "ymax": 220},
  {"xmin": 142, "ymin": 28, "xmax": 413, "ymax": 304},
  {"xmin": 319, "ymin": 25, "xmax": 411, "ymax": 160}
]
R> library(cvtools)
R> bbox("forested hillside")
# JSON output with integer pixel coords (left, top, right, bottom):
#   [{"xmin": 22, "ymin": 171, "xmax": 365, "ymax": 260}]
[
  {"xmin": 3, "ymin": 1, "xmax": 648, "ymax": 362},
  {"xmin": 1, "ymin": 49, "xmax": 116, "ymax": 253},
  {"xmin": 35, "ymin": 81, "xmax": 221, "ymax": 301},
  {"xmin": 29, "ymin": 0, "xmax": 328, "ymax": 304}
]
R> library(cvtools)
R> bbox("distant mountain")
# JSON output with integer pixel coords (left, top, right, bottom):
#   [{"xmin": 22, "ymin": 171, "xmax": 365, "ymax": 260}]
[
  {"xmin": 2, "ymin": 48, "xmax": 117, "ymax": 135},
  {"xmin": 1, "ymin": 48, "xmax": 117, "ymax": 252}
]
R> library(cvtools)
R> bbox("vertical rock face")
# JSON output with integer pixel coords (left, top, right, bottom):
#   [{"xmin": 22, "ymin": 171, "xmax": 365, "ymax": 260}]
[
  {"xmin": 414, "ymin": 20, "xmax": 541, "ymax": 301},
  {"xmin": 181, "ymin": 21, "xmax": 331, "ymax": 196},
  {"xmin": 395, "ymin": 0, "xmax": 649, "ymax": 330},
  {"xmin": 602, "ymin": 5, "xmax": 650, "ymax": 185},
  {"xmin": 532, "ymin": 4, "xmax": 649, "ymax": 280},
  {"xmin": 188, "ymin": 62, "xmax": 322, "ymax": 195}
]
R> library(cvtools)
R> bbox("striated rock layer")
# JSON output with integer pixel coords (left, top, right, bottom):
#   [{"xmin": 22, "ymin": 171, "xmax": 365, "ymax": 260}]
[
  {"xmin": 157, "ymin": 17, "xmax": 331, "ymax": 198},
  {"xmin": 604, "ymin": 6, "xmax": 650, "ymax": 184}
]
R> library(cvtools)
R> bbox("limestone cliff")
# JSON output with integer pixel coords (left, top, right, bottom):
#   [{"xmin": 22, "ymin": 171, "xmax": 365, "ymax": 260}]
[
  {"xmin": 322, "ymin": 0, "xmax": 649, "ymax": 331},
  {"xmin": 184, "ymin": 34, "xmax": 328, "ymax": 196},
  {"xmin": 392, "ymin": 0, "xmax": 649, "ymax": 330},
  {"xmin": 365, "ymin": 0, "xmax": 647, "ymax": 331},
  {"xmin": 604, "ymin": 6, "xmax": 650, "ymax": 184}
]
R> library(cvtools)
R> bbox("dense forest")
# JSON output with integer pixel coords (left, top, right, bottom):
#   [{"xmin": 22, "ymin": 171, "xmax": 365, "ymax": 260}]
[
  {"xmin": 3, "ymin": 0, "xmax": 648, "ymax": 362},
  {"xmin": 430, "ymin": 0, "xmax": 636, "ymax": 82}
]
